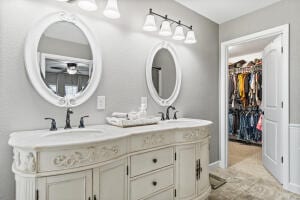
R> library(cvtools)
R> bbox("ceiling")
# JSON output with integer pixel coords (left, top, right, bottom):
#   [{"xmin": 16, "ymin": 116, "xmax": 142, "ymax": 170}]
[
  {"xmin": 228, "ymin": 36, "xmax": 276, "ymax": 57},
  {"xmin": 175, "ymin": 0, "xmax": 282, "ymax": 24}
]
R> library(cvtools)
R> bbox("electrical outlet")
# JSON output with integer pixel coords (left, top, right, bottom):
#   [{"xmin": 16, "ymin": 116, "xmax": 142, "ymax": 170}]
[
  {"xmin": 97, "ymin": 96, "xmax": 105, "ymax": 110},
  {"xmin": 141, "ymin": 97, "xmax": 147, "ymax": 108}
]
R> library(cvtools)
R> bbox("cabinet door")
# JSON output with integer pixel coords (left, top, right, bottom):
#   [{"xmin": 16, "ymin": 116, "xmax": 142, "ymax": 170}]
[
  {"xmin": 196, "ymin": 141, "xmax": 210, "ymax": 195},
  {"xmin": 175, "ymin": 144, "xmax": 197, "ymax": 200},
  {"xmin": 37, "ymin": 170, "xmax": 92, "ymax": 200},
  {"xmin": 93, "ymin": 159, "xmax": 127, "ymax": 200}
]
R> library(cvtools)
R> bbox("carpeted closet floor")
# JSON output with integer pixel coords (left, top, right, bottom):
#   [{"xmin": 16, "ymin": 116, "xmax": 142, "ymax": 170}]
[{"xmin": 209, "ymin": 142, "xmax": 300, "ymax": 200}]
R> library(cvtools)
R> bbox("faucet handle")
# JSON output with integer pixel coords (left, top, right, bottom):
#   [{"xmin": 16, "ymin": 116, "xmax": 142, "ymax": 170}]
[
  {"xmin": 173, "ymin": 111, "xmax": 179, "ymax": 120},
  {"xmin": 158, "ymin": 112, "xmax": 165, "ymax": 121},
  {"xmin": 79, "ymin": 115, "xmax": 89, "ymax": 128},
  {"xmin": 45, "ymin": 118, "xmax": 57, "ymax": 131}
]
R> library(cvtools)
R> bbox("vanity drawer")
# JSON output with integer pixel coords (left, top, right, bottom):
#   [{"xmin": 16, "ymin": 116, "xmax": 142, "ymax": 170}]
[
  {"xmin": 130, "ymin": 147, "xmax": 174, "ymax": 177},
  {"xmin": 130, "ymin": 167, "xmax": 174, "ymax": 200},
  {"xmin": 144, "ymin": 188, "xmax": 174, "ymax": 200}
]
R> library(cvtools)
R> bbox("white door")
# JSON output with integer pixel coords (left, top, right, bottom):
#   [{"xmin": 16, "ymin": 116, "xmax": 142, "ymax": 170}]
[
  {"xmin": 262, "ymin": 35, "xmax": 283, "ymax": 183},
  {"xmin": 37, "ymin": 170, "xmax": 93, "ymax": 200},
  {"xmin": 175, "ymin": 144, "xmax": 197, "ymax": 200},
  {"xmin": 93, "ymin": 159, "xmax": 128, "ymax": 200}
]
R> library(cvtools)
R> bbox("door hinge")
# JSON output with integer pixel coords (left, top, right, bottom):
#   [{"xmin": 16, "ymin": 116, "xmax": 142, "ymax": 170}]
[
  {"xmin": 281, "ymin": 101, "xmax": 284, "ymax": 108},
  {"xmin": 174, "ymin": 189, "xmax": 177, "ymax": 197},
  {"xmin": 126, "ymin": 165, "xmax": 129, "ymax": 175},
  {"xmin": 174, "ymin": 152, "xmax": 177, "ymax": 161},
  {"xmin": 36, "ymin": 189, "xmax": 39, "ymax": 200},
  {"xmin": 281, "ymin": 46, "xmax": 284, "ymax": 53},
  {"xmin": 281, "ymin": 156, "xmax": 284, "ymax": 164}
]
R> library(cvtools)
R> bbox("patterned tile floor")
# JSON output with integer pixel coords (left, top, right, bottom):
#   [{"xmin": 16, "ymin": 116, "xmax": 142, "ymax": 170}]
[{"xmin": 209, "ymin": 142, "xmax": 300, "ymax": 200}]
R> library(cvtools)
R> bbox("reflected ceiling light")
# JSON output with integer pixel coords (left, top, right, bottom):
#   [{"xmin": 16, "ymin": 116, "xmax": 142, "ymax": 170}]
[
  {"xmin": 185, "ymin": 27, "xmax": 197, "ymax": 44},
  {"xmin": 143, "ymin": 9, "xmax": 157, "ymax": 32},
  {"xmin": 159, "ymin": 16, "xmax": 172, "ymax": 36},
  {"xmin": 78, "ymin": 0, "xmax": 98, "ymax": 11},
  {"xmin": 103, "ymin": 0, "xmax": 120, "ymax": 19},
  {"xmin": 173, "ymin": 22, "xmax": 185, "ymax": 40},
  {"xmin": 67, "ymin": 63, "xmax": 78, "ymax": 75}
]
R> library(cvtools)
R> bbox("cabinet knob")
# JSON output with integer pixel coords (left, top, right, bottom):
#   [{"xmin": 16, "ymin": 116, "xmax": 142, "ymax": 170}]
[
  {"xmin": 152, "ymin": 158, "xmax": 158, "ymax": 163},
  {"xmin": 152, "ymin": 181, "xmax": 157, "ymax": 186}
]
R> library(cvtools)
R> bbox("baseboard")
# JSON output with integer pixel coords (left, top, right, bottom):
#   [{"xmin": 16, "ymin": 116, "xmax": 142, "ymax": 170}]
[
  {"xmin": 284, "ymin": 183, "xmax": 300, "ymax": 195},
  {"xmin": 287, "ymin": 125, "xmax": 300, "ymax": 195},
  {"xmin": 209, "ymin": 161, "xmax": 220, "ymax": 170}
]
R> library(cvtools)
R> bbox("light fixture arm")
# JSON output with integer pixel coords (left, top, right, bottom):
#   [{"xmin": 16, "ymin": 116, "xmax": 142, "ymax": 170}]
[{"xmin": 149, "ymin": 8, "xmax": 193, "ymax": 30}]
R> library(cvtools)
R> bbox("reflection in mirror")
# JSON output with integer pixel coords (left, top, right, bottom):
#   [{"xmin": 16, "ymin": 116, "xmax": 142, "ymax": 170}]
[
  {"xmin": 152, "ymin": 48, "xmax": 176, "ymax": 99},
  {"xmin": 38, "ymin": 21, "xmax": 93, "ymax": 98}
]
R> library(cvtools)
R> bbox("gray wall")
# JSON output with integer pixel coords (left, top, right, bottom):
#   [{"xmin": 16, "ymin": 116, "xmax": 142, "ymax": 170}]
[
  {"xmin": 220, "ymin": 0, "xmax": 300, "ymax": 124},
  {"xmin": 0, "ymin": 0, "xmax": 219, "ymax": 199}
]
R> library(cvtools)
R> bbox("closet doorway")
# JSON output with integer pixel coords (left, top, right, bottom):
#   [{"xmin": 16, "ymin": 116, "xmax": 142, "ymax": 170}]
[{"xmin": 220, "ymin": 25, "xmax": 289, "ymax": 186}]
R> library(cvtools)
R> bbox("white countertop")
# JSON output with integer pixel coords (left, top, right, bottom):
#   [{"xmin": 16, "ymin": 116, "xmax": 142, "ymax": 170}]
[{"xmin": 8, "ymin": 118, "xmax": 213, "ymax": 149}]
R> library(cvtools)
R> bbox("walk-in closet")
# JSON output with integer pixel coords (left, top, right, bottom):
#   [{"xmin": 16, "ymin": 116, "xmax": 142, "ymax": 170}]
[{"xmin": 227, "ymin": 37, "xmax": 276, "ymax": 167}]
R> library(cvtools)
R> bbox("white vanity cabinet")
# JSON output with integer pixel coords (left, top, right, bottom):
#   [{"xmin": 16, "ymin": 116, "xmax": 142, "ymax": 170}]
[
  {"xmin": 93, "ymin": 159, "xmax": 128, "ymax": 200},
  {"xmin": 36, "ymin": 170, "xmax": 93, "ymax": 200},
  {"xmin": 9, "ymin": 119, "xmax": 212, "ymax": 200}
]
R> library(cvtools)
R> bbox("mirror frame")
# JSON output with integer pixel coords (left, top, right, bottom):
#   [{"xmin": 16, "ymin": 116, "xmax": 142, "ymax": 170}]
[
  {"xmin": 24, "ymin": 11, "xmax": 102, "ymax": 107},
  {"xmin": 146, "ymin": 42, "xmax": 182, "ymax": 106}
]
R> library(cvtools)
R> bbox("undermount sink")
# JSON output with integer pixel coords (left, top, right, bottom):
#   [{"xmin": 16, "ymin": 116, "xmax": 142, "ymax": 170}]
[
  {"xmin": 160, "ymin": 119, "xmax": 197, "ymax": 124},
  {"xmin": 42, "ymin": 128, "xmax": 105, "ymax": 139}
]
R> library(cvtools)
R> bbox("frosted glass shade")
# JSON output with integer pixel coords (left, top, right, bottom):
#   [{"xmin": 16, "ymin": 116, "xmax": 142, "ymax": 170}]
[
  {"xmin": 103, "ymin": 0, "xmax": 120, "ymax": 19},
  {"xmin": 173, "ymin": 25, "xmax": 185, "ymax": 40},
  {"xmin": 159, "ymin": 20, "xmax": 172, "ymax": 36},
  {"xmin": 56, "ymin": 0, "xmax": 69, "ymax": 2},
  {"xmin": 143, "ymin": 14, "xmax": 157, "ymax": 32},
  {"xmin": 78, "ymin": 0, "xmax": 98, "ymax": 11},
  {"xmin": 184, "ymin": 30, "xmax": 197, "ymax": 44}
]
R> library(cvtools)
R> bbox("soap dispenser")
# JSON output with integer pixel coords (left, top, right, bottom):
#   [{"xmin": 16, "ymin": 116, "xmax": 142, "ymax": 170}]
[{"xmin": 138, "ymin": 103, "xmax": 147, "ymax": 118}]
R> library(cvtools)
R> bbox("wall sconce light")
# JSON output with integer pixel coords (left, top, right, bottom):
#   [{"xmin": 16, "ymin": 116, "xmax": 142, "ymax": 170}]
[
  {"xmin": 56, "ymin": 0, "xmax": 121, "ymax": 19},
  {"xmin": 78, "ymin": 0, "xmax": 98, "ymax": 11},
  {"xmin": 159, "ymin": 16, "xmax": 172, "ymax": 36},
  {"xmin": 103, "ymin": 0, "xmax": 120, "ymax": 19},
  {"xmin": 143, "ymin": 8, "xmax": 197, "ymax": 44},
  {"xmin": 143, "ymin": 9, "xmax": 157, "ymax": 32}
]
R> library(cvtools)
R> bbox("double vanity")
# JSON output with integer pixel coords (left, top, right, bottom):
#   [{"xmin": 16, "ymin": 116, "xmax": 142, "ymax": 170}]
[
  {"xmin": 10, "ymin": 10, "xmax": 213, "ymax": 200},
  {"xmin": 9, "ymin": 119, "xmax": 212, "ymax": 200}
]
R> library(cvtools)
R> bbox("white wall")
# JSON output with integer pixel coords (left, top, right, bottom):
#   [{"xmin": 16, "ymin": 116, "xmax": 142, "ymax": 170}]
[{"xmin": 0, "ymin": 0, "xmax": 219, "ymax": 199}]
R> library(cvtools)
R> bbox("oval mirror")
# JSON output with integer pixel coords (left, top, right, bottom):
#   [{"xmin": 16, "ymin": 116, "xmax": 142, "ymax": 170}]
[
  {"xmin": 146, "ymin": 42, "xmax": 181, "ymax": 106},
  {"xmin": 25, "ymin": 12, "xmax": 102, "ymax": 107}
]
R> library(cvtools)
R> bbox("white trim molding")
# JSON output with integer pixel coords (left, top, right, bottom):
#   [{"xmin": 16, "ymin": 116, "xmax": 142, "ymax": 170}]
[
  {"xmin": 284, "ymin": 124, "xmax": 300, "ymax": 195},
  {"xmin": 24, "ymin": 11, "xmax": 102, "ymax": 107},
  {"xmin": 208, "ymin": 161, "xmax": 220, "ymax": 171},
  {"xmin": 219, "ymin": 24, "xmax": 290, "ymax": 189},
  {"xmin": 146, "ymin": 41, "xmax": 182, "ymax": 106}
]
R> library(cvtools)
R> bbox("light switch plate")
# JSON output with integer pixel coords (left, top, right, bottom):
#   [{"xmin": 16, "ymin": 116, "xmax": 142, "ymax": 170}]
[
  {"xmin": 97, "ymin": 96, "xmax": 105, "ymax": 110},
  {"xmin": 141, "ymin": 97, "xmax": 147, "ymax": 108}
]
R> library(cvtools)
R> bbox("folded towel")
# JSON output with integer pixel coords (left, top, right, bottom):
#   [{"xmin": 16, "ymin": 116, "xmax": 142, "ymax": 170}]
[
  {"xmin": 112, "ymin": 112, "xmax": 128, "ymax": 119},
  {"xmin": 106, "ymin": 117, "xmax": 160, "ymax": 128}
]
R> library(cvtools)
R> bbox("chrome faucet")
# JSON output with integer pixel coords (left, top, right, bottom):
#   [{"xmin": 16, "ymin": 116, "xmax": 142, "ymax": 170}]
[
  {"xmin": 166, "ymin": 106, "xmax": 176, "ymax": 120},
  {"xmin": 65, "ymin": 108, "xmax": 73, "ymax": 129}
]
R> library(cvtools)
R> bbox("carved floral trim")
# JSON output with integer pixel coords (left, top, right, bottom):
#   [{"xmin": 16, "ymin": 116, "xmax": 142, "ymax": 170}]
[
  {"xmin": 182, "ymin": 128, "xmax": 208, "ymax": 141},
  {"xmin": 53, "ymin": 145, "xmax": 120, "ymax": 168},
  {"xmin": 13, "ymin": 150, "xmax": 36, "ymax": 173},
  {"xmin": 143, "ymin": 134, "xmax": 165, "ymax": 147}
]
